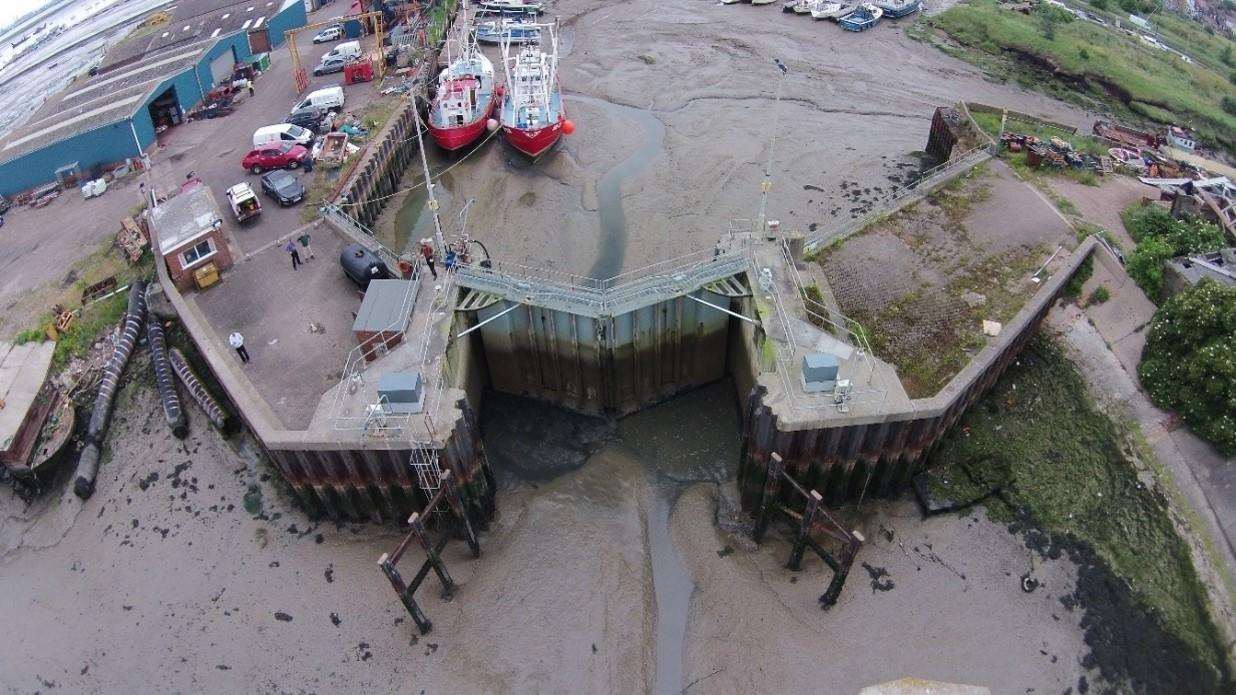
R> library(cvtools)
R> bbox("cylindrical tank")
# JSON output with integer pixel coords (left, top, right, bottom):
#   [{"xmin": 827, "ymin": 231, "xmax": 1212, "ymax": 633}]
[{"xmin": 340, "ymin": 243, "xmax": 392, "ymax": 288}]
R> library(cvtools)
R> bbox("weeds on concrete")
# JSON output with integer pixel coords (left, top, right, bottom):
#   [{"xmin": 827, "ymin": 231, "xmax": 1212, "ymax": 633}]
[{"xmin": 926, "ymin": 337, "xmax": 1231, "ymax": 692}]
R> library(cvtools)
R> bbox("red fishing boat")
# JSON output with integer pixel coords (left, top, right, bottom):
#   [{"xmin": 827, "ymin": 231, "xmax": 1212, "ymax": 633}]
[
  {"xmin": 499, "ymin": 20, "xmax": 572, "ymax": 158},
  {"xmin": 427, "ymin": 4, "xmax": 500, "ymax": 151}
]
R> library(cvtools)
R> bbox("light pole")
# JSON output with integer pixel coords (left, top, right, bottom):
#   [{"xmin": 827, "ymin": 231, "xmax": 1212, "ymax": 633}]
[
  {"xmin": 413, "ymin": 105, "xmax": 447, "ymax": 253},
  {"xmin": 756, "ymin": 58, "xmax": 788, "ymax": 239}
]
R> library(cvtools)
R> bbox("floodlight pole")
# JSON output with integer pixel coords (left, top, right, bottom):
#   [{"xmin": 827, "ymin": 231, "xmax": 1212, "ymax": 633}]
[{"xmin": 413, "ymin": 107, "xmax": 447, "ymax": 253}]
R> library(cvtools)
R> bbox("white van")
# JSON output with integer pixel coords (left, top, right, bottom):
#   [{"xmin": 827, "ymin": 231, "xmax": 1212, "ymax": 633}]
[
  {"xmin": 253, "ymin": 123, "xmax": 313, "ymax": 149},
  {"xmin": 291, "ymin": 86, "xmax": 345, "ymax": 114},
  {"xmin": 322, "ymin": 40, "xmax": 362, "ymax": 63}
]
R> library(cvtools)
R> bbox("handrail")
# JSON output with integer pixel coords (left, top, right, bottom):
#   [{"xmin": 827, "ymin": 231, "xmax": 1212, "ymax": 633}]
[{"xmin": 804, "ymin": 144, "xmax": 994, "ymax": 251}]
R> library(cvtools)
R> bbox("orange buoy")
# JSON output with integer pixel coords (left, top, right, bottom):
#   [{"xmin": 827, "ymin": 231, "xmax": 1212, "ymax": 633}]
[{"xmin": 562, "ymin": 119, "xmax": 575, "ymax": 135}]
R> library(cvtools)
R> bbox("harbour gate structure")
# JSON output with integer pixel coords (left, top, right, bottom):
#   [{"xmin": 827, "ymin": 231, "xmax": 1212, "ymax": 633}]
[{"xmin": 159, "ymin": 194, "xmax": 1100, "ymax": 527}]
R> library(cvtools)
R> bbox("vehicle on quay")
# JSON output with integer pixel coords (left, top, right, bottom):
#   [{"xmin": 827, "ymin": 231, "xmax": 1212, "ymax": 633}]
[
  {"xmin": 254, "ymin": 123, "xmax": 314, "ymax": 148},
  {"xmin": 226, "ymin": 182, "xmax": 262, "ymax": 222},
  {"xmin": 242, "ymin": 143, "xmax": 309, "ymax": 174},
  {"xmin": 314, "ymin": 54, "xmax": 348, "ymax": 75},
  {"xmin": 499, "ymin": 21, "xmax": 570, "ymax": 157},
  {"xmin": 313, "ymin": 26, "xmax": 343, "ymax": 43},
  {"xmin": 292, "ymin": 86, "xmax": 345, "ymax": 114},
  {"xmin": 428, "ymin": 6, "xmax": 500, "ymax": 151},
  {"xmin": 322, "ymin": 40, "xmax": 362, "ymax": 63},
  {"xmin": 286, "ymin": 106, "xmax": 329, "ymax": 134},
  {"xmin": 259, "ymin": 170, "xmax": 306, "ymax": 206}
]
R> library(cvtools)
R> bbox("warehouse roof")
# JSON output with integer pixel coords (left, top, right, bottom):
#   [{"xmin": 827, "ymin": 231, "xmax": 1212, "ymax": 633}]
[{"xmin": 0, "ymin": 0, "xmax": 295, "ymax": 167}]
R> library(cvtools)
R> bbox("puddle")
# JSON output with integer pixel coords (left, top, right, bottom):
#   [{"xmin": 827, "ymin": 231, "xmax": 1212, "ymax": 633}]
[{"xmin": 391, "ymin": 169, "xmax": 455, "ymax": 254}]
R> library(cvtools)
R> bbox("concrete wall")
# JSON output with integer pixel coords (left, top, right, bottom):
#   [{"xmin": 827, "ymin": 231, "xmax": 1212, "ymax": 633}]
[
  {"xmin": 738, "ymin": 239, "xmax": 1101, "ymax": 507},
  {"xmin": 469, "ymin": 288, "xmax": 734, "ymax": 416}
]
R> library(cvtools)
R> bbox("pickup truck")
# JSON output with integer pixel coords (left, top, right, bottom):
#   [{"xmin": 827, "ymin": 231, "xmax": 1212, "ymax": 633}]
[{"xmin": 226, "ymin": 182, "xmax": 262, "ymax": 223}]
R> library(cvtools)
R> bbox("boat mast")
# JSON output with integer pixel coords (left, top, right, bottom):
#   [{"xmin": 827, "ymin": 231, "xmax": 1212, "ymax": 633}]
[
  {"xmin": 413, "ymin": 111, "xmax": 447, "ymax": 253},
  {"xmin": 756, "ymin": 58, "xmax": 789, "ymax": 238}
]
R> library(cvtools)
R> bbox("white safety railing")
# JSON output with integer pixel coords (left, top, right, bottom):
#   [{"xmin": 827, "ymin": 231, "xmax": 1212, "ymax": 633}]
[
  {"xmin": 455, "ymin": 233, "xmax": 753, "ymax": 317},
  {"xmin": 804, "ymin": 144, "xmax": 995, "ymax": 251},
  {"xmin": 759, "ymin": 240, "xmax": 889, "ymax": 413},
  {"xmin": 328, "ymin": 264, "xmax": 423, "ymax": 434}
]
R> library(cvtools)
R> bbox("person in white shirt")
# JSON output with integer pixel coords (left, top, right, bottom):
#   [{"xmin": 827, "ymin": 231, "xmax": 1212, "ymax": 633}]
[{"xmin": 228, "ymin": 332, "xmax": 249, "ymax": 363}]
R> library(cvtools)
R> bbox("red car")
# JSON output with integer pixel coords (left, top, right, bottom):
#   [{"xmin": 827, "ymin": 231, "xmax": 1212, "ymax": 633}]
[{"xmin": 241, "ymin": 143, "xmax": 309, "ymax": 174}]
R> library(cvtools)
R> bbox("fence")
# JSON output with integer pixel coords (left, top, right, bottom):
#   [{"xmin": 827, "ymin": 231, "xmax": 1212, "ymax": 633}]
[{"xmin": 804, "ymin": 144, "xmax": 994, "ymax": 251}]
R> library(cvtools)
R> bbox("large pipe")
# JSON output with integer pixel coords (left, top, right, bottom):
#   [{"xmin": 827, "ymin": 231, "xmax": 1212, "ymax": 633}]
[
  {"xmin": 74, "ymin": 281, "xmax": 147, "ymax": 499},
  {"xmin": 146, "ymin": 316, "xmax": 187, "ymax": 439},
  {"xmin": 169, "ymin": 347, "xmax": 232, "ymax": 432}
]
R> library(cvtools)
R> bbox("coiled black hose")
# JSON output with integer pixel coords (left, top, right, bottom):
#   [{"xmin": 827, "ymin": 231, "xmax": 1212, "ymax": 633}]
[
  {"xmin": 169, "ymin": 347, "xmax": 232, "ymax": 432},
  {"xmin": 146, "ymin": 315, "xmax": 187, "ymax": 439},
  {"xmin": 74, "ymin": 281, "xmax": 146, "ymax": 499}
]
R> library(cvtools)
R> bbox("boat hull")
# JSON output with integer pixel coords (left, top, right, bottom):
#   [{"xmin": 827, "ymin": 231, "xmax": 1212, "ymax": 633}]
[
  {"xmin": 502, "ymin": 120, "xmax": 563, "ymax": 157},
  {"xmin": 428, "ymin": 96, "xmax": 497, "ymax": 151}
]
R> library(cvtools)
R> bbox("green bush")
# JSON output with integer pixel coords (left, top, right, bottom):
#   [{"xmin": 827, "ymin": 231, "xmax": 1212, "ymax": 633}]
[
  {"xmin": 13, "ymin": 327, "xmax": 47, "ymax": 344},
  {"xmin": 1139, "ymin": 279, "xmax": 1236, "ymax": 455},
  {"xmin": 1088, "ymin": 286, "xmax": 1111, "ymax": 305},
  {"xmin": 1223, "ymin": 96, "xmax": 1236, "ymax": 117},
  {"xmin": 1122, "ymin": 203, "xmax": 1225, "ymax": 300},
  {"xmin": 1089, "ymin": 0, "xmax": 1108, "ymax": 9},
  {"xmin": 1064, "ymin": 254, "xmax": 1094, "ymax": 298}
]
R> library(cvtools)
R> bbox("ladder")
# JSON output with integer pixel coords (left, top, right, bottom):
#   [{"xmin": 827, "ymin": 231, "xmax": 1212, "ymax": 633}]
[{"xmin": 410, "ymin": 448, "xmax": 443, "ymax": 494}]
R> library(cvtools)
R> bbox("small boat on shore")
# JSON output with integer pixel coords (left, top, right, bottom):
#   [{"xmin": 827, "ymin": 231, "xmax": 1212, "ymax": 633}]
[
  {"xmin": 811, "ymin": 2, "xmax": 856, "ymax": 19},
  {"xmin": 500, "ymin": 21, "xmax": 567, "ymax": 158},
  {"xmin": 751, "ymin": 0, "xmax": 779, "ymax": 5},
  {"xmin": 839, "ymin": 3, "xmax": 882, "ymax": 30},
  {"xmin": 428, "ymin": 8, "xmax": 500, "ymax": 152},
  {"xmin": 477, "ymin": 20, "xmax": 541, "ymax": 44},
  {"xmin": 783, "ymin": 0, "xmax": 816, "ymax": 13},
  {"xmin": 872, "ymin": 0, "xmax": 920, "ymax": 18},
  {"xmin": 478, "ymin": 0, "xmax": 544, "ymax": 13}
]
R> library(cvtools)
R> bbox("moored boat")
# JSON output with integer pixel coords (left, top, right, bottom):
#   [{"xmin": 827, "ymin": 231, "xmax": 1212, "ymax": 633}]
[
  {"xmin": 811, "ymin": 2, "xmax": 856, "ymax": 19},
  {"xmin": 751, "ymin": 0, "xmax": 779, "ymax": 5},
  {"xmin": 478, "ymin": 0, "xmax": 544, "ymax": 13},
  {"xmin": 839, "ymin": 3, "xmax": 882, "ymax": 30},
  {"xmin": 871, "ymin": 0, "xmax": 920, "ymax": 18},
  {"xmin": 784, "ymin": 0, "xmax": 816, "ymax": 13},
  {"xmin": 428, "ymin": 6, "xmax": 500, "ymax": 151},
  {"xmin": 477, "ymin": 20, "xmax": 541, "ymax": 44},
  {"xmin": 499, "ymin": 21, "xmax": 568, "ymax": 158}
]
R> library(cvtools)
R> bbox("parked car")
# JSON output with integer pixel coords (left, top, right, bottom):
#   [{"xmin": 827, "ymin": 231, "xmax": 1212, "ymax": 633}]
[
  {"xmin": 312, "ymin": 26, "xmax": 343, "ymax": 44},
  {"xmin": 241, "ymin": 143, "xmax": 309, "ymax": 174},
  {"xmin": 286, "ymin": 106, "xmax": 327, "ymax": 134},
  {"xmin": 259, "ymin": 170, "xmax": 306, "ymax": 206},
  {"xmin": 313, "ymin": 54, "xmax": 347, "ymax": 76},
  {"xmin": 253, "ymin": 123, "xmax": 314, "ymax": 148},
  {"xmin": 322, "ymin": 40, "xmax": 362, "ymax": 63},
  {"xmin": 226, "ymin": 182, "xmax": 262, "ymax": 223},
  {"xmin": 291, "ymin": 86, "xmax": 345, "ymax": 114}
]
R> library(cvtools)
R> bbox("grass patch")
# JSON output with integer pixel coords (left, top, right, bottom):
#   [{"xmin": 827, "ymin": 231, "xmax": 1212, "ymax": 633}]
[
  {"xmin": 51, "ymin": 293, "xmax": 128, "ymax": 370},
  {"xmin": 929, "ymin": 0, "xmax": 1236, "ymax": 152},
  {"xmin": 924, "ymin": 337, "xmax": 1230, "ymax": 691}
]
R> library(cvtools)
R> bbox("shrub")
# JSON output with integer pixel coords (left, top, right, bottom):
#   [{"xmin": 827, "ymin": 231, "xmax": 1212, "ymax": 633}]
[
  {"xmin": 1088, "ymin": 286, "xmax": 1110, "ymax": 305},
  {"xmin": 1138, "ymin": 279, "xmax": 1236, "ymax": 455},
  {"xmin": 1064, "ymin": 255, "xmax": 1094, "ymax": 298},
  {"xmin": 1223, "ymin": 96, "xmax": 1236, "ymax": 117},
  {"xmin": 1079, "ymin": 48, "xmax": 1091, "ymax": 60},
  {"xmin": 1127, "ymin": 236, "xmax": 1174, "ymax": 298},
  {"xmin": 13, "ymin": 327, "xmax": 47, "ymax": 344},
  {"xmin": 1089, "ymin": 0, "xmax": 1108, "ymax": 8}
]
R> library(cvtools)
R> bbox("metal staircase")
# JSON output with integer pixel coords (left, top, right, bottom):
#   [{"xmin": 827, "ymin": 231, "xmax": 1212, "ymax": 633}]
[{"xmin": 410, "ymin": 448, "xmax": 443, "ymax": 494}]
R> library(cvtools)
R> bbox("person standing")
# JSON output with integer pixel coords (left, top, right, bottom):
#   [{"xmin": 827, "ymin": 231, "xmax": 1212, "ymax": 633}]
[
  {"xmin": 420, "ymin": 239, "xmax": 437, "ymax": 279},
  {"xmin": 284, "ymin": 240, "xmax": 301, "ymax": 270},
  {"xmin": 297, "ymin": 232, "xmax": 315, "ymax": 260},
  {"xmin": 229, "ymin": 332, "xmax": 249, "ymax": 363},
  {"xmin": 247, "ymin": 79, "xmax": 255, "ymax": 98}
]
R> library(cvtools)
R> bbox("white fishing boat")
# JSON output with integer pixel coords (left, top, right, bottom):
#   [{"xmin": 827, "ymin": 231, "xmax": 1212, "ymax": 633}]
[
  {"xmin": 752, "ymin": 0, "xmax": 778, "ymax": 5},
  {"xmin": 811, "ymin": 2, "xmax": 855, "ymax": 19},
  {"xmin": 784, "ymin": 0, "xmax": 817, "ymax": 13}
]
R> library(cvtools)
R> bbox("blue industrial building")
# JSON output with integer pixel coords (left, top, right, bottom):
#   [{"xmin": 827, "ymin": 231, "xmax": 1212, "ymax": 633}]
[{"xmin": 0, "ymin": 0, "xmax": 308, "ymax": 196}]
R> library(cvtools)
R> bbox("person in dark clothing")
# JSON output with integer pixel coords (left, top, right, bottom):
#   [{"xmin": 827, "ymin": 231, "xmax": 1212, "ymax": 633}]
[
  {"xmin": 284, "ymin": 240, "xmax": 301, "ymax": 270},
  {"xmin": 229, "ymin": 332, "xmax": 249, "ymax": 363},
  {"xmin": 420, "ymin": 239, "xmax": 437, "ymax": 279}
]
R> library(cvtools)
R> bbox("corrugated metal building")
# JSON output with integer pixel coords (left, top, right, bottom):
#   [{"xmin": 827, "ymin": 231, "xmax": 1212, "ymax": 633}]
[{"xmin": 0, "ymin": 0, "xmax": 308, "ymax": 196}]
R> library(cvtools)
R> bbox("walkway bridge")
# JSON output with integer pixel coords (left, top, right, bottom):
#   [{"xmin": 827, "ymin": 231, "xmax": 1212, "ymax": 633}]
[{"xmin": 451, "ymin": 237, "xmax": 757, "ymax": 416}]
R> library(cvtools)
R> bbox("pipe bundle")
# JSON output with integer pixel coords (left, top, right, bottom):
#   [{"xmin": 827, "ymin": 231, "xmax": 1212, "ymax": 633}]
[
  {"xmin": 169, "ymin": 347, "xmax": 231, "ymax": 432},
  {"xmin": 146, "ymin": 316, "xmax": 187, "ymax": 439}
]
